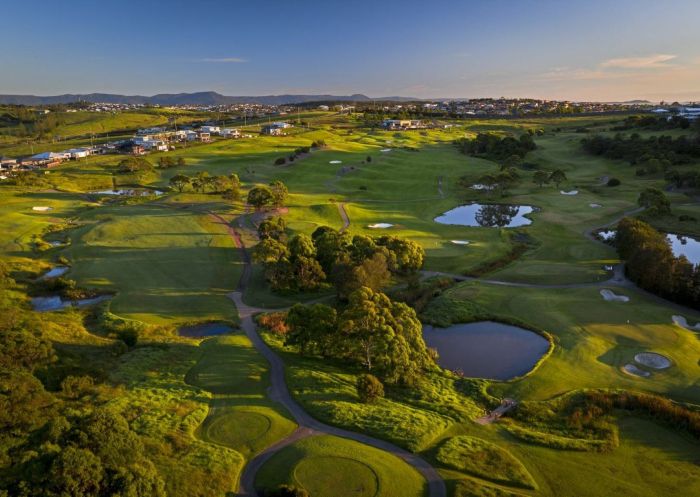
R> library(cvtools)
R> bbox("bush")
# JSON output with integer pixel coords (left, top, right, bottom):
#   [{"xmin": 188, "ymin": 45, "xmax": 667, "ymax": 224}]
[
  {"xmin": 356, "ymin": 374, "xmax": 384, "ymax": 403},
  {"xmin": 607, "ymin": 178, "xmax": 621, "ymax": 187},
  {"xmin": 274, "ymin": 157, "xmax": 286, "ymax": 165},
  {"xmin": 264, "ymin": 485, "xmax": 309, "ymax": 497},
  {"xmin": 257, "ymin": 312, "xmax": 289, "ymax": 334}
]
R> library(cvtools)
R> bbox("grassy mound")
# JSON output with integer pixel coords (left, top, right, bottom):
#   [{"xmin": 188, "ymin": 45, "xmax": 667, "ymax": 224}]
[
  {"xmin": 453, "ymin": 478, "xmax": 527, "ymax": 497},
  {"xmin": 255, "ymin": 435, "xmax": 425, "ymax": 497},
  {"xmin": 436, "ymin": 436, "xmax": 537, "ymax": 489}
]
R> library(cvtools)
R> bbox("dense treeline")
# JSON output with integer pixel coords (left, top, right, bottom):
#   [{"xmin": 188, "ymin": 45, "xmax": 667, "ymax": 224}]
[
  {"xmin": 253, "ymin": 221, "xmax": 424, "ymax": 296},
  {"xmin": 582, "ymin": 132, "xmax": 700, "ymax": 166},
  {"xmin": 0, "ymin": 263, "xmax": 165, "ymax": 496},
  {"xmin": 612, "ymin": 114, "xmax": 696, "ymax": 131},
  {"xmin": 454, "ymin": 132, "xmax": 536, "ymax": 161},
  {"xmin": 169, "ymin": 171, "xmax": 242, "ymax": 198},
  {"xmin": 616, "ymin": 217, "xmax": 700, "ymax": 307}
]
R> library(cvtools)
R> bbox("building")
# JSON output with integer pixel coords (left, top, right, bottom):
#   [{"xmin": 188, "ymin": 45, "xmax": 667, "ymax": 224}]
[
  {"xmin": 65, "ymin": 148, "xmax": 91, "ymax": 159},
  {"xmin": 201, "ymin": 126, "xmax": 221, "ymax": 135},
  {"xmin": 0, "ymin": 157, "xmax": 18, "ymax": 171},
  {"xmin": 678, "ymin": 107, "xmax": 700, "ymax": 120},
  {"xmin": 29, "ymin": 151, "xmax": 69, "ymax": 163},
  {"xmin": 198, "ymin": 132, "xmax": 211, "ymax": 142},
  {"xmin": 318, "ymin": 105, "xmax": 330, "ymax": 111},
  {"xmin": 381, "ymin": 119, "xmax": 424, "ymax": 130},
  {"xmin": 261, "ymin": 122, "xmax": 291, "ymax": 135},
  {"xmin": 221, "ymin": 128, "xmax": 240, "ymax": 138}
]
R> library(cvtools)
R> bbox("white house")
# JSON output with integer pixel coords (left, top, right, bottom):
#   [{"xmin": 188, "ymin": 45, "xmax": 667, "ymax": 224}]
[
  {"xmin": 678, "ymin": 107, "xmax": 700, "ymax": 120},
  {"xmin": 221, "ymin": 128, "xmax": 240, "ymax": 138},
  {"xmin": 65, "ymin": 148, "xmax": 91, "ymax": 159},
  {"xmin": 201, "ymin": 126, "xmax": 221, "ymax": 135},
  {"xmin": 30, "ymin": 151, "xmax": 69, "ymax": 162}
]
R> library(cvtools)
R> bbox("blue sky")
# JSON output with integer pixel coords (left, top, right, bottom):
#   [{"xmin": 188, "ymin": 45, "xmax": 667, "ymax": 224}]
[{"xmin": 3, "ymin": 0, "xmax": 700, "ymax": 101}]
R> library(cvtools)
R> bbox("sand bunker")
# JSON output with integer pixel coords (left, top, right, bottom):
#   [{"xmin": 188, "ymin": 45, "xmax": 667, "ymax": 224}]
[
  {"xmin": 32, "ymin": 206, "xmax": 53, "ymax": 212},
  {"xmin": 634, "ymin": 352, "xmax": 671, "ymax": 370},
  {"xmin": 672, "ymin": 315, "xmax": 700, "ymax": 331},
  {"xmin": 39, "ymin": 266, "xmax": 69, "ymax": 280},
  {"xmin": 590, "ymin": 203, "xmax": 602, "ymax": 208},
  {"xmin": 470, "ymin": 184, "xmax": 496, "ymax": 191},
  {"xmin": 367, "ymin": 223, "xmax": 394, "ymax": 229},
  {"xmin": 329, "ymin": 160, "xmax": 342, "ymax": 164},
  {"xmin": 560, "ymin": 190, "xmax": 579, "ymax": 195},
  {"xmin": 91, "ymin": 189, "xmax": 163, "ymax": 196},
  {"xmin": 600, "ymin": 289, "xmax": 629, "ymax": 302},
  {"xmin": 380, "ymin": 148, "xmax": 392, "ymax": 152},
  {"xmin": 623, "ymin": 364, "xmax": 651, "ymax": 378},
  {"xmin": 451, "ymin": 240, "xmax": 470, "ymax": 245}
]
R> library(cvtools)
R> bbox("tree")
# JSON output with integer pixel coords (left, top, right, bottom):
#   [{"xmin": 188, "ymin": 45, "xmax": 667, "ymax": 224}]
[
  {"xmin": 177, "ymin": 157, "xmax": 186, "ymax": 167},
  {"xmin": 288, "ymin": 234, "xmax": 316, "ymax": 260},
  {"xmin": 247, "ymin": 185, "xmax": 274, "ymax": 210},
  {"xmin": 336, "ymin": 252, "xmax": 391, "ymax": 299},
  {"xmin": 375, "ymin": 236, "xmax": 425, "ymax": 274},
  {"xmin": 266, "ymin": 485, "xmax": 309, "ymax": 497},
  {"xmin": 638, "ymin": 187, "xmax": 671, "ymax": 216},
  {"xmin": 169, "ymin": 174, "xmax": 191, "ymax": 193},
  {"xmin": 501, "ymin": 154, "xmax": 521, "ymax": 171},
  {"xmin": 191, "ymin": 171, "xmax": 211, "ymax": 192},
  {"xmin": 253, "ymin": 238, "xmax": 289, "ymax": 264},
  {"xmin": 49, "ymin": 447, "xmax": 104, "ymax": 497},
  {"xmin": 258, "ymin": 216, "xmax": 287, "ymax": 241},
  {"xmin": 532, "ymin": 170, "xmax": 550, "ymax": 187},
  {"xmin": 338, "ymin": 287, "xmax": 433, "ymax": 383},
  {"xmin": 117, "ymin": 158, "xmax": 153, "ymax": 175},
  {"xmin": 293, "ymin": 256, "xmax": 326, "ymax": 290},
  {"xmin": 548, "ymin": 169, "xmax": 567, "ymax": 188},
  {"xmin": 269, "ymin": 180, "xmax": 288, "ymax": 208},
  {"xmin": 356, "ymin": 374, "xmax": 384, "ymax": 403},
  {"xmin": 285, "ymin": 303, "xmax": 337, "ymax": 355},
  {"xmin": 0, "ymin": 329, "xmax": 56, "ymax": 372}
]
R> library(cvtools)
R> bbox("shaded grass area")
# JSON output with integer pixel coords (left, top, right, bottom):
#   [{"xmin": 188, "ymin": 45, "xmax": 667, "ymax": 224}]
[{"xmin": 254, "ymin": 434, "xmax": 427, "ymax": 497}]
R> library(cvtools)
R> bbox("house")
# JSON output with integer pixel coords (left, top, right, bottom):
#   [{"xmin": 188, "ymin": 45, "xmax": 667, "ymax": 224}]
[
  {"xmin": 272, "ymin": 121, "xmax": 292, "ymax": 129},
  {"xmin": 198, "ymin": 132, "xmax": 211, "ymax": 142},
  {"xmin": 318, "ymin": 105, "xmax": 330, "ymax": 111},
  {"xmin": 221, "ymin": 128, "xmax": 240, "ymax": 138},
  {"xmin": 184, "ymin": 130, "xmax": 198, "ymax": 141},
  {"xmin": 0, "ymin": 157, "xmax": 18, "ymax": 171},
  {"xmin": 29, "ymin": 151, "xmax": 69, "ymax": 163},
  {"xmin": 678, "ymin": 107, "xmax": 700, "ymax": 120},
  {"xmin": 201, "ymin": 126, "xmax": 221, "ymax": 135},
  {"xmin": 65, "ymin": 148, "xmax": 91, "ymax": 159},
  {"xmin": 261, "ymin": 125, "xmax": 283, "ymax": 136}
]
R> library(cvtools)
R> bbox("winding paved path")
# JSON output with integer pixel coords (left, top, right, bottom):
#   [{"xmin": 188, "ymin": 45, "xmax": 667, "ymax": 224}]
[{"xmin": 219, "ymin": 213, "xmax": 446, "ymax": 497}]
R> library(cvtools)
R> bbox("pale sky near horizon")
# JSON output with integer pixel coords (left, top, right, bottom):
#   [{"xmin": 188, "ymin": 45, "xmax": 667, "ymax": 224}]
[{"xmin": 3, "ymin": 0, "xmax": 700, "ymax": 101}]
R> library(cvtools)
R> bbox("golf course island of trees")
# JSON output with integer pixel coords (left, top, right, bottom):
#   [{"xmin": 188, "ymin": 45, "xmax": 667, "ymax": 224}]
[{"xmin": 1, "ymin": 106, "xmax": 700, "ymax": 497}]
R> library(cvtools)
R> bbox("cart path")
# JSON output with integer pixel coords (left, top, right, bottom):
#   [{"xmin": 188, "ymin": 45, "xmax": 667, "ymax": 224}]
[
  {"xmin": 337, "ymin": 202, "xmax": 350, "ymax": 232},
  {"xmin": 475, "ymin": 398, "xmax": 518, "ymax": 425},
  {"xmin": 217, "ymin": 212, "xmax": 446, "ymax": 497}
]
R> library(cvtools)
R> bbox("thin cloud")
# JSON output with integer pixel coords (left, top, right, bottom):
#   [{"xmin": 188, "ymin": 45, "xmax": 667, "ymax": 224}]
[
  {"xmin": 600, "ymin": 54, "xmax": 676, "ymax": 69},
  {"xmin": 200, "ymin": 57, "xmax": 247, "ymax": 63}
]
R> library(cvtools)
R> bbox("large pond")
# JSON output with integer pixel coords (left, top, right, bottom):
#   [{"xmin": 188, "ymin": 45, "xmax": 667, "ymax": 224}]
[
  {"xmin": 422, "ymin": 321, "xmax": 550, "ymax": 380},
  {"xmin": 435, "ymin": 204, "xmax": 534, "ymax": 228},
  {"xmin": 178, "ymin": 322, "xmax": 233, "ymax": 337},
  {"xmin": 599, "ymin": 230, "xmax": 700, "ymax": 265}
]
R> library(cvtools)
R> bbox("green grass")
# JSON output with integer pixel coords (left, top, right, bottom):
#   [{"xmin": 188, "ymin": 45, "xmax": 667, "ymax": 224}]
[
  {"xmin": 436, "ymin": 436, "xmax": 537, "ymax": 489},
  {"xmin": 255, "ymin": 434, "xmax": 427, "ymax": 497}
]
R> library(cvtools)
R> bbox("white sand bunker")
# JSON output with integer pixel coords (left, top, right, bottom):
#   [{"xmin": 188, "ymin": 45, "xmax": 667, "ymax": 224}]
[
  {"xmin": 367, "ymin": 223, "xmax": 394, "ymax": 229},
  {"xmin": 600, "ymin": 289, "xmax": 629, "ymax": 302},
  {"xmin": 634, "ymin": 352, "xmax": 671, "ymax": 370},
  {"xmin": 380, "ymin": 148, "xmax": 392, "ymax": 152},
  {"xmin": 623, "ymin": 364, "xmax": 651, "ymax": 378},
  {"xmin": 329, "ymin": 160, "xmax": 342, "ymax": 164},
  {"xmin": 451, "ymin": 240, "xmax": 470, "ymax": 245},
  {"xmin": 590, "ymin": 203, "xmax": 602, "ymax": 208},
  {"xmin": 672, "ymin": 315, "xmax": 700, "ymax": 331},
  {"xmin": 32, "ymin": 206, "xmax": 53, "ymax": 212},
  {"xmin": 560, "ymin": 190, "xmax": 579, "ymax": 195},
  {"xmin": 471, "ymin": 184, "xmax": 495, "ymax": 191}
]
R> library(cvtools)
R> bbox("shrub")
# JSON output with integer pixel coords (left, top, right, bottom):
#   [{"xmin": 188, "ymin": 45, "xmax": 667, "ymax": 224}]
[
  {"xmin": 60, "ymin": 375, "xmax": 95, "ymax": 399},
  {"xmin": 356, "ymin": 374, "xmax": 384, "ymax": 403},
  {"xmin": 274, "ymin": 157, "xmax": 286, "ymax": 165},
  {"xmin": 257, "ymin": 312, "xmax": 289, "ymax": 334},
  {"xmin": 607, "ymin": 178, "xmax": 621, "ymax": 187},
  {"xmin": 264, "ymin": 485, "xmax": 309, "ymax": 497}
]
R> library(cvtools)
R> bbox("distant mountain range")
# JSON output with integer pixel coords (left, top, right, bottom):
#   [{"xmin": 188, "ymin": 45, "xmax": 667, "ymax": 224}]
[{"xmin": 0, "ymin": 91, "xmax": 418, "ymax": 106}]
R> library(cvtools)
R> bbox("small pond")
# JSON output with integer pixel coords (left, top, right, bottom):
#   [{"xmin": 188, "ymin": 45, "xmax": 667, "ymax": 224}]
[
  {"xmin": 422, "ymin": 321, "xmax": 550, "ymax": 380},
  {"xmin": 32, "ymin": 294, "xmax": 111, "ymax": 312},
  {"xmin": 39, "ymin": 266, "xmax": 70, "ymax": 280},
  {"xmin": 90, "ymin": 189, "xmax": 163, "ymax": 196},
  {"xmin": 179, "ymin": 322, "xmax": 233, "ymax": 337},
  {"xmin": 435, "ymin": 204, "xmax": 534, "ymax": 228}
]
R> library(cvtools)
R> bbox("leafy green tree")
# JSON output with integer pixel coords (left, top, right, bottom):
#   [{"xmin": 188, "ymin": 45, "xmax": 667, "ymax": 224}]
[
  {"xmin": 253, "ymin": 238, "xmax": 290, "ymax": 264},
  {"xmin": 548, "ymin": 169, "xmax": 567, "ymax": 188},
  {"xmin": 312, "ymin": 227, "xmax": 350, "ymax": 273},
  {"xmin": 107, "ymin": 460, "xmax": 166, "ymax": 497},
  {"xmin": 117, "ymin": 158, "xmax": 153, "ymax": 175},
  {"xmin": 338, "ymin": 287, "xmax": 433, "ymax": 383},
  {"xmin": 288, "ymin": 234, "xmax": 316, "ymax": 260},
  {"xmin": 293, "ymin": 256, "xmax": 326, "ymax": 291},
  {"xmin": 356, "ymin": 374, "xmax": 384, "ymax": 403},
  {"xmin": 501, "ymin": 154, "xmax": 521, "ymax": 171},
  {"xmin": 375, "ymin": 236, "xmax": 425, "ymax": 274},
  {"xmin": 267, "ymin": 485, "xmax": 309, "ymax": 497},
  {"xmin": 0, "ymin": 370, "xmax": 55, "ymax": 433},
  {"xmin": 269, "ymin": 180, "xmax": 289, "ymax": 208},
  {"xmin": 168, "ymin": 174, "xmax": 191, "ymax": 192},
  {"xmin": 285, "ymin": 303, "xmax": 337, "ymax": 355},
  {"xmin": 247, "ymin": 185, "xmax": 274, "ymax": 209},
  {"xmin": 532, "ymin": 170, "xmax": 550, "ymax": 187},
  {"xmin": 258, "ymin": 216, "xmax": 287, "ymax": 241},
  {"xmin": 336, "ymin": 252, "xmax": 391, "ymax": 299},
  {"xmin": 191, "ymin": 171, "xmax": 211, "ymax": 192},
  {"xmin": 638, "ymin": 187, "xmax": 671, "ymax": 216},
  {"xmin": 48, "ymin": 447, "xmax": 104, "ymax": 497},
  {"xmin": 0, "ymin": 329, "xmax": 56, "ymax": 371}
]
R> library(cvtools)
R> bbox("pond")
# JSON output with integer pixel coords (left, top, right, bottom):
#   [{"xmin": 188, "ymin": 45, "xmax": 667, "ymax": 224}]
[
  {"xmin": 32, "ymin": 294, "xmax": 112, "ymax": 312},
  {"xmin": 39, "ymin": 266, "xmax": 70, "ymax": 280},
  {"xmin": 178, "ymin": 322, "xmax": 233, "ymax": 337},
  {"xmin": 422, "ymin": 321, "xmax": 550, "ymax": 380},
  {"xmin": 435, "ymin": 204, "xmax": 534, "ymax": 228}
]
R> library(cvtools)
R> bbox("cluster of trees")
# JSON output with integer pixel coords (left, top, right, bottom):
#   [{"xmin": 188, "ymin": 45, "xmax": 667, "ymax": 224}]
[
  {"xmin": 157, "ymin": 156, "xmax": 185, "ymax": 169},
  {"xmin": 253, "ymin": 221, "xmax": 425, "ymax": 295},
  {"xmin": 612, "ymin": 115, "xmax": 697, "ymax": 131},
  {"xmin": 169, "ymin": 171, "xmax": 242, "ymax": 197},
  {"xmin": 454, "ymin": 132, "xmax": 537, "ymax": 161},
  {"xmin": 116, "ymin": 157, "xmax": 154, "ymax": 175},
  {"xmin": 0, "ymin": 263, "xmax": 164, "ymax": 496},
  {"xmin": 637, "ymin": 187, "xmax": 671, "ymax": 216},
  {"xmin": 616, "ymin": 217, "xmax": 700, "ymax": 308},
  {"xmin": 532, "ymin": 169, "xmax": 567, "ymax": 188},
  {"xmin": 247, "ymin": 180, "xmax": 288, "ymax": 209},
  {"xmin": 283, "ymin": 286, "xmax": 435, "ymax": 384},
  {"xmin": 582, "ymin": 133, "xmax": 700, "ymax": 166},
  {"xmin": 665, "ymin": 168, "xmax": 700, "ymax": 189}
]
